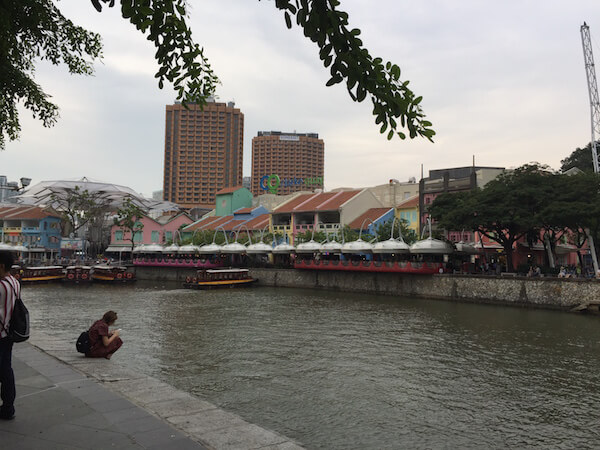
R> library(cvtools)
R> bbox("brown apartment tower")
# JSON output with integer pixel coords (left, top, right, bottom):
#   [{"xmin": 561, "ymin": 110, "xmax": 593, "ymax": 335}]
[
  {"xmin": 251, "ymin": 131, "xmax": 324, "ymax": 196},
  {"xmin": 163, "ymin": 100, "xmax": 244, "ymax": 208}
]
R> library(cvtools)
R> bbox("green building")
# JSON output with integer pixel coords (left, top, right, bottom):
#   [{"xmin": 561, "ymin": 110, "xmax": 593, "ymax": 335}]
[{"xmin": 215, "ymin": 186, "xmax": 252, "ymax": 217}]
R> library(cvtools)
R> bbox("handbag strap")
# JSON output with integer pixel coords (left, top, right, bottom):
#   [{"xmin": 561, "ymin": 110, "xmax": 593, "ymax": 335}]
[{"xmin": 0, "ymin": 278, "xmax": 19, "ymax": 334}]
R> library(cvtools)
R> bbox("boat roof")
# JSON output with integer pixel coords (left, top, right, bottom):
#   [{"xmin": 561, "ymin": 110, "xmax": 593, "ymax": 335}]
[
  {"xmin": 25, "ymin": 266, "xmax": 64, "ymax": 270},
  {"xmin": 66, "ymin": 266, "xmax": 92, "ymax": 270},
  {"xmin": 92, "ymin": 265, "xmax": 127, "ymax": 270}
]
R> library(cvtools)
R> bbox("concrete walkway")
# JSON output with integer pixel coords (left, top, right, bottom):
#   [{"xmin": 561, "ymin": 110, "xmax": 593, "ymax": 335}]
[{"xmin": 0, "ymin": 333, "xmax": 304, "ymax": 450}]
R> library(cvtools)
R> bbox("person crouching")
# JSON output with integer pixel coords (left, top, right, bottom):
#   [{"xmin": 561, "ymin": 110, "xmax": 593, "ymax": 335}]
[{"xmin": 86, "ymin": 311, "xmax": 122, "ymax": 359}]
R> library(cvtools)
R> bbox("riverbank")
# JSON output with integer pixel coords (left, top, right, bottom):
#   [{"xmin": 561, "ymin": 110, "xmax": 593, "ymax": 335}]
[
  {"xmin": 17, "ymin": 331, "xmax": 304, "ymax": 450},
  {"xmin": 254, "ymin": 268, "xmax": 600, "ymax": 310},
  {"xmin": 133, "ymin": 266, "xmax": 599, "ymax": 311}
]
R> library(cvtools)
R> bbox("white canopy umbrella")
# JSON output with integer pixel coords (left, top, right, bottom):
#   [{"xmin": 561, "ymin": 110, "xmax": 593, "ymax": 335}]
[
  {"xmin": 132, "ymin": 244, "xmax": 146, "ymax": 254},
  {"xmin": 162, "ymin": 243, "xmax": 180, "ymax": 253},
  {"xmin": 221, "ymin": 242, "xmax": 247, "ymax": 254},
  {"xmin": 320, "ymin": 239, "xmax": 343, "ymax": 253},
  {"xmin": 198, "ymin": 243, "xmax": 222, "ymax": 254},
  {"xmin": 246, "ymin": 242, "xmax": 273, "ymax": 254},
  {"xmin": 372, "ymin": 238, "xmax": 410, "ymax": 254},
  {"xmin": 455, "ymin": 241, "xmax": 479, "ymax": 254},
  {"xmin": 410, "ymin": 238, "xmax": 453, "ymax": 254},
  {"xmin": 178, "ymin": 244, "xmax": 200, "ymax": 254},
  {"xmin": 341, "ymin": 239, "xmax": 374, "ymax": 254},
  {"xmin": 140, "ymin": 244, "xmax": 163, "ymax": 253},
  {"xmin": 295, "ymin": 239, "xmax": 323, "ymax": 254},
  {"xmin": 272, "ymin": 242, "xmax": 295, "ymax": 254}
]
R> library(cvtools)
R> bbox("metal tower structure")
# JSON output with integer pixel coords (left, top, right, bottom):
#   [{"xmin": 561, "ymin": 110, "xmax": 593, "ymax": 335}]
[{"xmin": 581, "ymin": 22, "xmax": 600, "ymax": 173}]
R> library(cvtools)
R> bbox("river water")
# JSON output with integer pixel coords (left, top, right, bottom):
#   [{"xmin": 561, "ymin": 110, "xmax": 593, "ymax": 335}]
[{"xmin": 23, "ymin": 281, "xmax": 600, "ymax": 449}]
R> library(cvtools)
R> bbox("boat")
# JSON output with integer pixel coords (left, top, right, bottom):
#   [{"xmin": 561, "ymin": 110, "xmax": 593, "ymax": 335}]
[
  {"xmin": 12, "ymin": 265, "xmax": 65, "ymax": 284},
  {"xmin": 91, "ymin": 265, "xmax": 136, "ymax": 283},
  {"xmin": 63, "ymin": 266, "xmax": 93, "ymax": 284},
  {"xmin": 183, "ymin": 268, "xmax": 257, "ymax": 289}
]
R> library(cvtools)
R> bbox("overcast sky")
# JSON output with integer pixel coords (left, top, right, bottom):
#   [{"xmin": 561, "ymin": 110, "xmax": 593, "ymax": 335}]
[{"xmin": 2, "ymin": 1, "xmax": 600, "ymax": 197}]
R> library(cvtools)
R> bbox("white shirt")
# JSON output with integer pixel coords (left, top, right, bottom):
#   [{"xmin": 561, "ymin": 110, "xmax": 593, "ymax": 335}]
[{"xmin": 0, "ymin": 275, "xmax": 20, "ymax": 339}]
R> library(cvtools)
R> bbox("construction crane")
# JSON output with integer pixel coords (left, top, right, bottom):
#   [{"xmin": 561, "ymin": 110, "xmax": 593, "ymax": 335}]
[
  {"xmin": 581, "ymin": 22, "xmax": 600, "ymax": 276},
  {"xmin": 581, "ymin": 22, "xmax": 600, "ymax": 173}
]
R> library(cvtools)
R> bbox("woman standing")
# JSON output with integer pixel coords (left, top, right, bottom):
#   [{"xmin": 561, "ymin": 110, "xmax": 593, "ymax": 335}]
[{"xmin": 87, "ymin": 311, "xmax": 122, "ymax": 359}]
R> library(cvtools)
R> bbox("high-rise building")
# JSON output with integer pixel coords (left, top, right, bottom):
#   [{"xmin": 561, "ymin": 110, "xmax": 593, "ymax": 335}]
[
  {"xmin": 251, "ymin": 131, "xmax": 324, "ymax": 196},
  {"xmin": 163, "ymin": 100, "xmax": 244, "ymax": 208}
]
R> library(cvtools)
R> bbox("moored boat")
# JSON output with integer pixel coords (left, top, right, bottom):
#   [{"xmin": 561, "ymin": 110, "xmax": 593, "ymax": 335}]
[
  {"xmin": 183, "ymin": 268, "xmax": 257, "ymax": 289},
  {"xmin": 12, "ymin": 265, "xmax": 65, "ymax": 284},
  {"xmin": 91, "ymin": 265, "xmax": 136, "ymax": 283},
  {"xmin": 63, "ymin": 266, "xmax": 93, "ymax": 284}
]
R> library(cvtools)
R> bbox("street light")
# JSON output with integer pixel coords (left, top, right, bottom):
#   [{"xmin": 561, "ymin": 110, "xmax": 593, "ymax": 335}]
[{"xmin": 0, "ymin": 176, "xmax": 31, "ymax": 203}]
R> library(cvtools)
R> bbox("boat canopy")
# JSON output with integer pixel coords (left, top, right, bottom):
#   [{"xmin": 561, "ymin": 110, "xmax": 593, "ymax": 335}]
[
  {"xmin": 341, "ymin": 239, "xmax": 374, "ymax": 254},
  {"xmin": 372, "ymin": 238, "xmax": 410, "ymax": 254},
  {"xmin": 295, "ymin": 240, "xmax": 323, "ymax": 254}
]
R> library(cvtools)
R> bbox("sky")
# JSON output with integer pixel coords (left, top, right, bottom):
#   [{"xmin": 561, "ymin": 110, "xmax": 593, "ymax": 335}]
[{"xmin": 2, "ymin": 0, "xmax": 600, "ymax": 198}]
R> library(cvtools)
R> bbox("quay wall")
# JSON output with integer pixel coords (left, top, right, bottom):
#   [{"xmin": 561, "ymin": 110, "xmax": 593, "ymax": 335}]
[{"xmin": 134, "ymin": 266, "xmax": 600, "ymax": 310}]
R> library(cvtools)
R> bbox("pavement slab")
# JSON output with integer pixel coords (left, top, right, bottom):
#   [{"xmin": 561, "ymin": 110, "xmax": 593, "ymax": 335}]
[{"xmin": 3, "ymin": 332, "xmax": 306, "ymax": 450}]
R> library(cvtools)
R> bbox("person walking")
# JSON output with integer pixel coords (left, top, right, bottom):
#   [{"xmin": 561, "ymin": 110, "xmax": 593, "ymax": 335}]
[{"xmin": 0, "ymin": 251, "xmax": 19, "ymax": 420}]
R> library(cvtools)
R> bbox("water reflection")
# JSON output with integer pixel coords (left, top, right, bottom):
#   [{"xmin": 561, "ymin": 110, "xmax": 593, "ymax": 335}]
[{"xmin": 24, "ymin": 282, "xmax": 600, "ymax": 449}]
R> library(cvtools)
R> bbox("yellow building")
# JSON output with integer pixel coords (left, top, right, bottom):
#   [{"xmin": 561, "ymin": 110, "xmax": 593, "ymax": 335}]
[{"xmin": 395, "ymin": 195, "xmax": 419, "ymax": 236}]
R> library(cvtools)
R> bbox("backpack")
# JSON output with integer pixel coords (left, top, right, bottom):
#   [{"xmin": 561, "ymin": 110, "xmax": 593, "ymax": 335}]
[
  {"xmin": 76, "ymin": 331, "xmax": 91, "ymax": 354},
  {"xmin": 2, "ymin": 281, "xmax": 29, "ymax": 343}
]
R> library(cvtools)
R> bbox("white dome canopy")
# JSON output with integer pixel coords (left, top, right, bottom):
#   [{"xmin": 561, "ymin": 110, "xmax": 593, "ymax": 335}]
[
  {"xmin": 198, "ymin": 243, "xmax": 222, "ymax": 254},
  {"xmin": 221, "ymin": 242, "xmax": 247, "ymax": 254},
  {"xmin": 372, "ymin": 238, "xmax": 410, "ymax": 254},
  {"xmin": 246, "ymin": 242, "xmax": 273, "ymax": 254},
  {"xmin": 162, "ymin": 243, "xmax": 180, "ymax": 253},
  {"xmin": 320, "ymin": 240, "xmax": 343, "ymax": 253},
  {"xmin": 341, "ymin": 239, "xmax": 374, "ymax": 254},
  {"xmin": 178, "ymin": 244, "xmax": 200, "ymax": 254},
  {"xmin": 295, "ymin": 240, "xmax": 323, "ymax": 254},
  {"xmin": 410, "ymin": 237, "xmax": 453, "ymax": 254},
  {"xmin": 455, "ymin": 241, "xmax": 478, "ymax": 254},
  {"xmin": 272, "ymin": 242, "xmax": 295, "ymax": 254}
]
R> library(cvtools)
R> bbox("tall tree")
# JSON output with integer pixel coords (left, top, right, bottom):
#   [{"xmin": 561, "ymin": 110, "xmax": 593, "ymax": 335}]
[
  {"xmin": 1, "ymin": 0, "xmax": 434, "ymax": 150},
  {"xmin": 113, "ymin": 197, "xmax": 146, "ymax": 253},
  {"xmin": 49, "ymin": 186, "xmax": 112, "ymax": 237},
  {"xmin": 560, "ymin": 142, "xmax": 597, "ymax": 173},
  {"xmin": 430, "ymin": 165, "xmax": 550, "ymax": 271}
]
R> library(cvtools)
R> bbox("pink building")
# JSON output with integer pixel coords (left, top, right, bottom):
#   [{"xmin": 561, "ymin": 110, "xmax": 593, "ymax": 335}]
[{"xmin": 109, "ymin": 212, "xmax": 193, "ymax": 248}]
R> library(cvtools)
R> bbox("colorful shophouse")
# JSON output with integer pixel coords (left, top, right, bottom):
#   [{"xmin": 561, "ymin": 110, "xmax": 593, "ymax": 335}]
[
  {"xmin": 270, "ymin": 189, "xmax": 383, "ymax": 244},
  {"xmin": 0, "ymin": 205, "xmax": 62, "ymax": 261}
]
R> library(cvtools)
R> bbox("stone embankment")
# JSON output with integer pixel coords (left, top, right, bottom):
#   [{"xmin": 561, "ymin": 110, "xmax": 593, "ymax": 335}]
[{"xmin": 134, "ymin": 266, "xmax": 600, "ymax": 311}]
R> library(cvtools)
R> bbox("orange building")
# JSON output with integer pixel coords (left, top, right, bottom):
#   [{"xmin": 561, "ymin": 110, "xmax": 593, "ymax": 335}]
[
  {"xmin": 251, "ymin": 131, "xmax": 324, "ymax": 196},
  {"xmin": 163, "ymin": 100, "xmax": 244, "ymax": 209}
]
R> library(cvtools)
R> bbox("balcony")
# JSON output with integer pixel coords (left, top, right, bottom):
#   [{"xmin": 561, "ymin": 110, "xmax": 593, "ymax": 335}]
[
  {"xmin": 3, "ymin": 227, "xmax": 21, "ymax": 233},
  {"xmin": 272, "ymin": 225, "xmax": 291, "ymax": 233},
  {"xmin": 21, "ymin": 227, "xmax": 40, "ymax": 234}
]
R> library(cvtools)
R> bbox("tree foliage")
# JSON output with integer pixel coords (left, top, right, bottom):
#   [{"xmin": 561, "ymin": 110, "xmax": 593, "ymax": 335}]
[
  {"xmin": 374, "ymin": 217, "xmax": 417, "ymax": 244},
  {"xmin": 49, "ymin": 186, "xmax": 112, "ymax": 236},
  {"xmin": 560, "ymin": 142, "xmax": 596, "ymax": 173},
  {"xmin": 429, "ymin": 163, "xmax": 600, "ymax": 270},
  {"xmin": 0, "ymin": 0, "xmax": 102, "ymax": 150},
  {"xmin": 1, "ymin": 0, "xmax": 434, "ymax": 150},
  {"xmin": 113, "ymin": 196, "xmax": 146, "ymax": 251}
]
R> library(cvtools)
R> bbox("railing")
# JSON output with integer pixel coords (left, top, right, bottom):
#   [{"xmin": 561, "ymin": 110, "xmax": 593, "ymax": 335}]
[
  {"xmin": 3, "ymin": 227, "xmax": 21, "ymax": 233},
  {"xmin": 294, "ymin": 259, "xmax": 443, "ymax": 274},
  {"xmin": 133, "ymin": 257, "xmax": 223, "ymax": 269},
  {"xmin": 272, "ymin": 225, "xmax": 291, "ymax": 233},
  {"xmin": 21, "ymin": 227, "xmax": 40, "ymax": 233}
]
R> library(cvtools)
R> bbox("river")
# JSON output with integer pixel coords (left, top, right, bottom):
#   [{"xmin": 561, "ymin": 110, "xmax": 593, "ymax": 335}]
[{"xmin": 23, "ymin": 281, "xmax": 600, "ymax": 449}]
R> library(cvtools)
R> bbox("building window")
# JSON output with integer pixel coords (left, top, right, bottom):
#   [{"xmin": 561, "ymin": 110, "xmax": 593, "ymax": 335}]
[
  {"xmin": 151, "ymin": 231, "xmax": 159, "ymax": 243},
  {"xmin": 133, "ymin": 231, "xmax": 143, "ymax": 243},
  {"xmin": 115, "ymin": 231, "xmax": 123, "ymax": 241}
]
